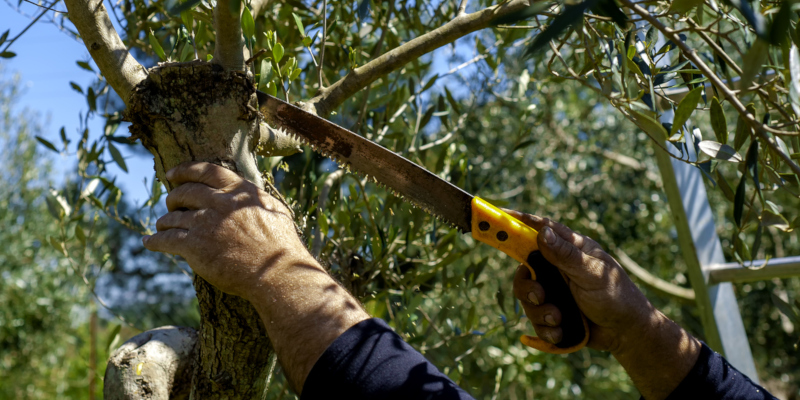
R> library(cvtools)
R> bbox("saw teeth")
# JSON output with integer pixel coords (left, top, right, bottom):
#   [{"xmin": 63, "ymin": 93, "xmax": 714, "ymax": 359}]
[{"xmin": 294, "ymin": 133, "xmax": 467, "ymax": 233}]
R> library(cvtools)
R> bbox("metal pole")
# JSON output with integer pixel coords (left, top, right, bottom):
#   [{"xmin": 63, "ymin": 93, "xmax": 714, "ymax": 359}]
[
  {"xmin": 708, "ymin": 256, "xmax": 800, "ymax": 284},
  {"xmin": 634, "ymin": 23, "xmax": 760, "ymax": 381},
  {"xmin": 653, "ymin": 146, "xmax": 759, "ymax": 382}
]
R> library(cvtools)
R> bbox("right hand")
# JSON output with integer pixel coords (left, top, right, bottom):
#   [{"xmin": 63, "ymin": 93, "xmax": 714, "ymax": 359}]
[{"xmin": 507, "ymin": 211, "xmax": 657, "ymax": 354}]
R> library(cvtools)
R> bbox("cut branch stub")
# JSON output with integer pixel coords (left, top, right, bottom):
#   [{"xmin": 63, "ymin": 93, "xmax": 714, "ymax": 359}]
[
  {"xmin": 127, "ymin": 60, "xmax": 263, "ymax": 189},
  {"xmin": 104, "ymin": 326, "xmax": 197, "ymax": 400},
  {"xmin": 125, "ymin": 60, "xmax": 273, "ymax": 398}
]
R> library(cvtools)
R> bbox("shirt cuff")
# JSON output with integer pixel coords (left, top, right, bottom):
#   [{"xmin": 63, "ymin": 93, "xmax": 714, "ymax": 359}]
[
  {"xmin": 300, "ymin": 318, "xmax": 474, "ymax": 400},
  {"xmin": 664, "ymin": 342, "xmax": 775, "ymax": 400}
]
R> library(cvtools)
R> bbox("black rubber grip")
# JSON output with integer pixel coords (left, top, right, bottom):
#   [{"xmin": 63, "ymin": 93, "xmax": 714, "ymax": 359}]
[{"xmin": 526, "ymin": 251, "xmax": 586, "ymax": 348}]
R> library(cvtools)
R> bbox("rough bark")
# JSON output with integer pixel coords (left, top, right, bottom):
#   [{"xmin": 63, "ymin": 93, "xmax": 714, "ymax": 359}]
[
  {"xmin": 126, "ymin": 60, "xmax": 273, "ymax": 399},
  {"xmin": 103, "ymin": 326, "xmax": 197, "ymax": 400}
]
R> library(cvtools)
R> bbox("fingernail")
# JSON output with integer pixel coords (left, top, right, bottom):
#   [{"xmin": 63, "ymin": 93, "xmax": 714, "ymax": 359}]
[
  {"xmin": 544, "ymin": 227, "xmax": 556, "ymax": 245},
  {"xmin": 544, "ymin": 331, "xmax": 556, "ymax": 344},
  {"xmin": 142, "ymin": 235, "xmax": 150, "ymax": 245},
  {"xmin": 529, "ymin": 215, "xmax": 542, "ymax": 223},
  {"xmin": 527, "ymin": 292, "xmax": 539, "ymax": 305},
  {"xmin": 545, "ymin": 314, "xmax": 556, "ymax": 327}
]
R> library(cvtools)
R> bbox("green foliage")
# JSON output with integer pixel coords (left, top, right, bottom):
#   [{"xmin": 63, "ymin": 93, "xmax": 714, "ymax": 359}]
[
  {"xmin": 6, "ymin": 0, "xmax": 800, "ymax": 396},
  {"xmin": 0, "ymin": 74, "xmax": 101, "ymax": 399},
  {"xmin": 0, "ymin": 71, "xmax": 198, "ymax": 398}
]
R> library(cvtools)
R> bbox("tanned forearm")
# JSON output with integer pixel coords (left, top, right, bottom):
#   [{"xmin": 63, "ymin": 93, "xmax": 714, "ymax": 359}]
[
  {"xmin": 248, "ymin": 252, "xmax": 370, "ymax": 392},
  {"xmin": 611, "ymin": 309, "xmax": 702, "ymax": 400},
  {"xmin": 143, "ymin": 162, "xmax": 371, "ymax": 395}
]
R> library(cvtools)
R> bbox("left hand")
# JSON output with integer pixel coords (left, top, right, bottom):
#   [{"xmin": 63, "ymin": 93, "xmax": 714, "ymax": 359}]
[{"xmin": 142, "ymin": 162, "xmax": 310, "ymax": 301}]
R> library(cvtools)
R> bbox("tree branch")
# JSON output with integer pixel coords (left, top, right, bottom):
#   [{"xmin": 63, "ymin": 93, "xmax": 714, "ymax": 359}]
[
  {"xmin": 313, "ymin": 169, "xmax": 345, "ymax": 257},
  {"xmin": 307, "ymin": 0, "xmax": 530, "ymax": 116},
  {"xmin": 457, "ymin": 0, "xmax": 468, "ymax": 15},
  {"xmin": 213, "ymin": 0, "xmax": 249, "ymax": 72},
  {"xmin": 256, "ymin": 120, "xmax": 303, "ymax": 156},
  {"xmin": 614, "ymin": 249, "xmax": 696, "ymax": 305},
  {"xmin": 318, "ymin": 0, "xmax": 327, "ymax": 90},
  {"xmin": 63, "ymin": 0, "xmax": 146, "ymax": 105}
]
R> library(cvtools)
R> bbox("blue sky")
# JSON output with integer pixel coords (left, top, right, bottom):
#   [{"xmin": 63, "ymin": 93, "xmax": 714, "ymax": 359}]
[{"xmin": 1, "ymin": 2, "xmax": 155, "ymax": 205}]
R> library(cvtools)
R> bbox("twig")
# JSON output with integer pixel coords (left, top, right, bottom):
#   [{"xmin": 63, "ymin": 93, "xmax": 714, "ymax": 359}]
[
  {"xmin": 245, "ymin": 48, "xmax": 267, "ymax": 65},
  {"xmin": 22, "ymin": 0, "xmax": 67, "ymax": 13},
  {"xmin": 496, "ymin": 25, "xmax": 537, "ymax": 29},
  {"xmin": 457, "ymin": 0, "xmax": 467, "ymax": 15},
  {"xmin": 1, "ymin": 5, "xmax": 49, "ymax": 53},
  {"xmin": 351, "ymin": 3, "xmax": 393, "ymax": 133},
  {"xmin": 408, "ymin": 113, "xmax": 468, "ymax": 152},
  {"xmin": 318, "ymin": 0, "xmax": 327, "ymax": 91},
  {"xmin": 312, "ymin": 169, "xmax": 345, "ymax": 257}
]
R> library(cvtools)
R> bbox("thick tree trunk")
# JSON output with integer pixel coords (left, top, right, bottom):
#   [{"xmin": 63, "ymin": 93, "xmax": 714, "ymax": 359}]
[{"xmin": 126, "ymin": 60, "xmax": 273, "ymax": 398}]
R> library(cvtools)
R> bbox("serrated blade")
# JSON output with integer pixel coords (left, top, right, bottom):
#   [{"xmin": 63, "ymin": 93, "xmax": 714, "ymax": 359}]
[{"xmin": 258, "ymin": 92, "xmax": 473, "ymax": 233}]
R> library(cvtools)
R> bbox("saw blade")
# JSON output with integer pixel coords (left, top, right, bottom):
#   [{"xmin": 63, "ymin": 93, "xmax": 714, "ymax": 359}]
[{"xmin": 258, "ymin": 92, "xmax": 473, "ymax": 233}]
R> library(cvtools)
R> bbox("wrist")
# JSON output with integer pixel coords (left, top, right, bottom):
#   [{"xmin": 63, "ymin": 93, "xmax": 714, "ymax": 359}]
[
  {"xmin": 245, "ymin": 250, "xmax": 369, "ymax": 391},
  {"xmin": 245, "ymin": 246, "xmax": 322, "ymax": 303},
  {"xmin": 611, "ymin": 309, "xmax": 702, "ymax": 400},
  {"xmin": 609, "ymin": 305, "xmax": 664, "ymax": 359}
]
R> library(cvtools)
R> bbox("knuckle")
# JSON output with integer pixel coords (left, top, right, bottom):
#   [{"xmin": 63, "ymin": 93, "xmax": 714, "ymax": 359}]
[{"xmin": 565, "ymin": 243, "xmax": 582, "ymax": 262}]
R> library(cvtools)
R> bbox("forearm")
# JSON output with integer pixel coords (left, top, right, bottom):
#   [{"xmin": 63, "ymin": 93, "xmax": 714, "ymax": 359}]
[
  {"xmin": 611, "ymin": 309, "xmax": 701, "ymax": 400},
  {"xmin": 249, "ymin": 252, "xmax": 370, "ymax": 392}
]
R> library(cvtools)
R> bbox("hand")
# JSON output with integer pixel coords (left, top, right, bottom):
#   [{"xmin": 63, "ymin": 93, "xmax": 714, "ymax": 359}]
[
  {"xmin": 508, "ymin": 211, "xmax": 701, "ymax": 399},
  {"xmin": 506, "ymin": 211, "xmax": 656, "ymax": 353},
  {"xmin": 142, "ymin": 161, "xmax": 309, "ymax": 301}
]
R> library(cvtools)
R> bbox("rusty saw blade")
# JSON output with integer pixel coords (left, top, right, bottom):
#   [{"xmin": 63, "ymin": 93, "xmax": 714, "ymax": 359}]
[
  {"xmin": 257, "ymin": 91, "xmax": 474, "ymax": 233},
  {"xmin": 257, "ymin": 91, "xmax": 591, "ymax": 354}
]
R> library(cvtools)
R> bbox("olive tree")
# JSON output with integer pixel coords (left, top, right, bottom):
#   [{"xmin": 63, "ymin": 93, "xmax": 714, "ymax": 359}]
[{"xmin": 4, "ymin": 0, "xmax": 800, "ymax": 397}]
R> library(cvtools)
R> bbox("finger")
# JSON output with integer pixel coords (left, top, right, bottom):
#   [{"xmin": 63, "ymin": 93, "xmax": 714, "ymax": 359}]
[
  {"xmin": 143, "ymin": 229, "xmax": 189, "ymax": 256},
  {"xmin": 513, "ymin": 264, "xmax": 546, "ymax": 305},
  {"xmin": 156, "ymin": 209, "xmax": 205, "ymax": 231},
  {"xmin": 520, "ymin": 300, "xmax": 563, "ymax": 343},
  {"xmin": 537, "ymin": 217, "xmax": 600, "ymax": 253},
  {"xmin": 503, "ymin": 210, "xmax": 600, "ymax": 253},
  {"xmin": 167, "ymin": 161, "xmax": 243, "ymax": 189},
  {"xmin": 521, "ymin": 302, "xmax": 562, "ymax": 327},
  {"xmin": 537, "ymin": 225, "xmax": 593, "ymax": 279},
  {"xmin": 502, "ymin": 209, "xmax": 546, "ymax": 231},
  {"xmin": 526, "ymin": 321, "xmax": 563, "ymax": 345},
  {"xmin": 166, "ymin": 182, "xmax": 218, "ymax": 212}
]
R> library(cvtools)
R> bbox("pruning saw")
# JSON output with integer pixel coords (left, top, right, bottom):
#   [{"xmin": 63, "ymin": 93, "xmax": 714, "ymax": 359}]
[{"xmin": 257, "ymin": 92, "xmax": 590, "ymax": 354}]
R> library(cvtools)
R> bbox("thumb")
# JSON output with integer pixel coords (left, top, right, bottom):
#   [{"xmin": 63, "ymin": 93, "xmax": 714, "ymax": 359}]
[{"xmin": 536, "ymin": 226, "xmax": 588, "ymax": 280}]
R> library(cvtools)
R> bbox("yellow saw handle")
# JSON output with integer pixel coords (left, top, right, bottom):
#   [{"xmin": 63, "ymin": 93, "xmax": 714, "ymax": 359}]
[{"xmin": 470, "ymin": 197, "xmax": 590, "ymax": 354}]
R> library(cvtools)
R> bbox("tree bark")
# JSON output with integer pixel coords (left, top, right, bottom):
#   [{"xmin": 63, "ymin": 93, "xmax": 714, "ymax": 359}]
[
  {"xmin": 126, "ymin": 60, "xmax": 273, "ymax": 399},
  {"xmin": 104, "ymin": 326, "xmax": 197, "ymax": 400}
]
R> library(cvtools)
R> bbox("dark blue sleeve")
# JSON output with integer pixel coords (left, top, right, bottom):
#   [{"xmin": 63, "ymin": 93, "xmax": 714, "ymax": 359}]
[
  {"xmin": 300, "ymin": 318, "xmax": 475, "ymax": 400},
  {"xmin": 664, "ymin": 343, "xmax": 776, "ymax": 400}
]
